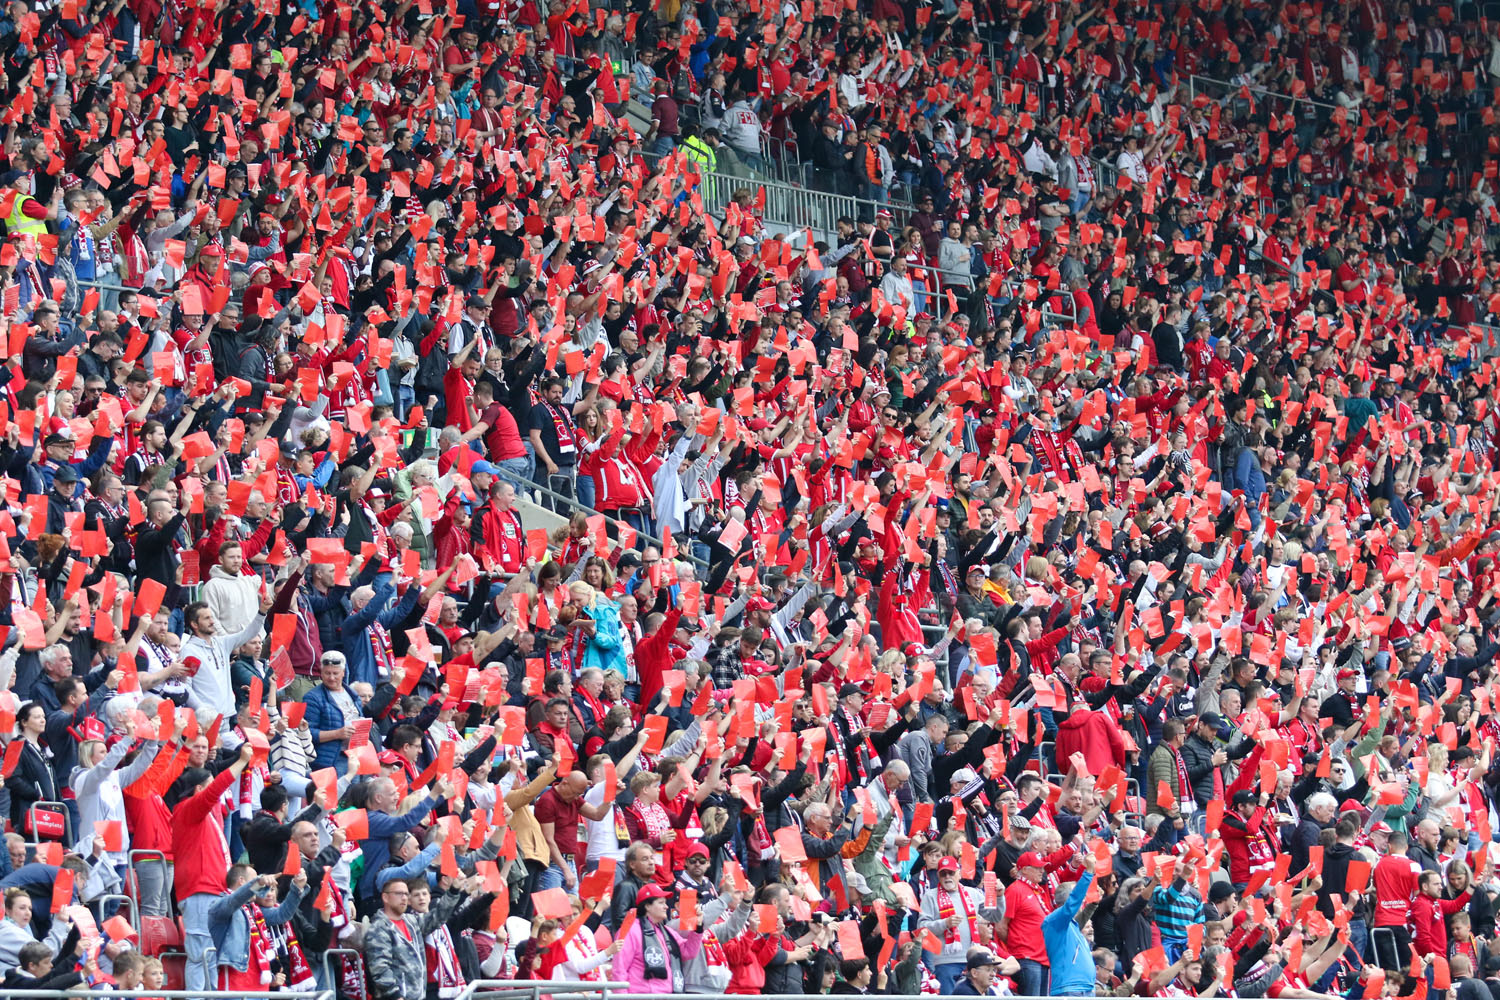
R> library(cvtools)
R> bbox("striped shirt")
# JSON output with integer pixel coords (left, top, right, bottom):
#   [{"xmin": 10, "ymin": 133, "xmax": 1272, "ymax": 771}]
[{"xmin": 1152, "ymin": 881, "xmax": 1203, "ymax": 942}]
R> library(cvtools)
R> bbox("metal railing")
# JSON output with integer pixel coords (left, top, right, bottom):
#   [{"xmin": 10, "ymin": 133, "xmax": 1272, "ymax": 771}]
[
  {"xmin": 520, "ymin": 475, "xmax": 709, "ymax": 571},
  {"xmin": 1184, "ymin": 73, "xmax": 1338, "ymax": 112},
  {"xmin": 456, "ymin": 986, "xmax": 1067, "ymax": 1000},
  {"xmin": 699, "ymin": 172, "xmax": 880, "ymax": 240},
  {"xmin": 0, "ymin": 992, "xmax": 325, "ymax": 1000}
]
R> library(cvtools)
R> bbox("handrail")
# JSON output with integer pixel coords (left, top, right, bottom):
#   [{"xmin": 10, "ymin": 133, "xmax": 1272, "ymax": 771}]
[
  {"xmin": 98, "ymin": 892, "xmax": 138, "ymax": 931},
  {"xmin": 519, "ymin": 476, "xmax": 709, "ymax": 571},
  {"xmin": 322, "ymin": 946, "xmax": 362, "ymax": 991},
  {"xmin": 1185, "ymin": 73, "xmax": 1339, "ymax": 111},
  {"xmin": 126, "ymin": 848, "xmax": 168, "ymax": 928},
  {"xmin": 0, "ymin": 993, "xmax": 336, "ymax": 999}
]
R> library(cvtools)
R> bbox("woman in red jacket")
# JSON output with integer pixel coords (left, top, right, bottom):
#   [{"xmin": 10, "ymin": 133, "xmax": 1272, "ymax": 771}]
[{"xmin": 171, "ymin": 742, "xmax": 255, "ymax": 993}]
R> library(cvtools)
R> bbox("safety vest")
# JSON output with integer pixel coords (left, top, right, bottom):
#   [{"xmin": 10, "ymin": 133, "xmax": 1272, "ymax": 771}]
[
  {"xmin": 681, "ymin": 134, "xmax": 717, "ymax": 173},
  {"xmin": 7, "ymin": 196, "xmax": 47, "ymax": 238}
]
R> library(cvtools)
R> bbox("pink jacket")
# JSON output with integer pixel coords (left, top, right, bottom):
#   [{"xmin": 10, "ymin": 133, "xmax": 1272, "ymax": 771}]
[{"xmin": 611, "ymin": 917, "xmax": 703, "ymax": 993}]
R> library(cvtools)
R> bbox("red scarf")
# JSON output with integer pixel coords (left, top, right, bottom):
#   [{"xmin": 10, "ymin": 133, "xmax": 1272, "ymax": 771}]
[
  {"xmin": 424, "ymin": 923, "xmax": 466, "ymax": 998},
  {"xmin": 1172, "ymin": 746, "xmax": 1191, "ymax": 804},
  {"xmin": 233, "ymin": 903, "xmax": 277, "ymax": 987},
  {"xmin": 542, "ymin": 399, "xmax": 576, "ymax": 456},
  {"xmin": 936, "ymin": 887, "xmax": 977, "ymax": 945},
  {"xmin": 369, "ymin": 620, "xmax": 395, "ymax": 678},
  {"xmin": 267, "ymin": 917, "xmax": 316, "ymax": 991}
]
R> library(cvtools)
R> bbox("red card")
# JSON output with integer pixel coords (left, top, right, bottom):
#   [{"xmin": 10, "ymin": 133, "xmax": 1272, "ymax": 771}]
[
  {"xmin": 283, "ymin": 842, "xmax": 302, "ymax": 876},
  {"xmin": 348, "ymin": 718, "xmax": 373, "ymax": 748},
  {"xmin": 533, "ymin": 887, "xmax": 572, "ymax": 919},
  {"xmin": 774, "ymin": 826, "xmax": 807, "ymax": 861},
  {"xmin": 640, "ymin": 715, "xmax": 667, "ymax": 754},
  {"xmin": 333, "ymin": 809, "xmax": 369, "ymax": 840},
  {"xmin": 837, "ymin": 919, "xmax": 865, "ymax": 960},
  {"xmin": 51, "ymin": 867, "xmax": 74, "ymax": 912},
  {"xmin": 95, "ymin": 820, "xmax": 124, "ymax": 853},
  {"xmin": 101, "ymin": 913, "xmax": 135, "ymax": 942}
]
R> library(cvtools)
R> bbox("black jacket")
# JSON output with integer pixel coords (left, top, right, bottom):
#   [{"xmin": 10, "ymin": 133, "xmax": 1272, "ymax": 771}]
[{"xmin": 241, "ymin": 803, "xmax": 323, "ymax": 875}]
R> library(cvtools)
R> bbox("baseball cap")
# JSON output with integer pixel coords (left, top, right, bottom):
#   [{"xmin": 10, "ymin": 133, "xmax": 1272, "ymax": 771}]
[
  {"xmin": 1197, "ymin": 712, "xmax": 1224, "ymax": 729},
  {"xmin": 470, "ymin": 460, "xmax": 497, "ymax": 477},
  {"xmin": 838, "ymin": 683, "xmax": 864, "ymax": 700},
  {"xmin": 967, "ymin": 949, "xmax": 1003, "ymax": 970},
  {"xmin": 53, "ymin": 464, "xmax": 79, "ymax": 483},
  {"xmin": 1336, "ymin": 668, "xmax": 1360, "ymax": 680},
  {"xmin": 687, "ymin": 843, "xmax": 710, "ymax": 859},
  {"xmin": 635, "ymin": 883, "xmax": 672, "ymax": 903},
  {"xmin": 1016, "ymin": 851, "xmax": 1046, "ymax": 870},
  {"xmin": 937, "ymin": 857, "xmax": 960, "ymax": 873},
  {"xmin": 951, "ymin": 767, "xmax": 978, "ymax": 785}
]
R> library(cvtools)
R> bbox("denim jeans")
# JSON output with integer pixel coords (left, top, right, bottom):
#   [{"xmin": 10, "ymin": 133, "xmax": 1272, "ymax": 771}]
[
  {"xmin": 933, "ymin": 962, "xmax": 964, "ymax": 994},
  {"xmin": 496, "ymin": 456, "xmax": 531, "ymax": 494},
  {"xmin": 1015, "ymin": 958, "xmax": 1049, "ymax": 996},
  {"xmin": 537, "ymin": 856, "xmax": 576, "ymax": 891},
  {"xmin": 134, "ymin": 859, "xmax": 175, "ymax": 917},
  {"xmin": 183, "ymin": 891, "xmax": 219, "ymax": 994}
]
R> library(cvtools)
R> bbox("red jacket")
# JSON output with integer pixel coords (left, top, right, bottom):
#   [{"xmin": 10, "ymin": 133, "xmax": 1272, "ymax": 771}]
[
  {"xmin": 480, "ymin": 505, "xmax": 524, "ymax": 573},
  {"xmin": 1413, "ymin": 890, "xmax": 1469, "ymax": 958},
  {"xmin": 592, "ymin": 429, "xmax": 651, "ymax": 511},
  {"xmin": 171, "ymin": 767, "xmax": 239, "ymax": 902},
  {"xmin": 1003, "ymin": 876, "xmax": 1051, "ymax": 964},
  {"xmin": 723, "ymin": 930, "xmax": 779, "ymax": 994},
  {"xmin": 1054, "ymin": 709, "xmax": 1126, "ymax": 774},
  {"xmin": 635, "ymin": 607, "xmax": 683, "ymax": 710}
]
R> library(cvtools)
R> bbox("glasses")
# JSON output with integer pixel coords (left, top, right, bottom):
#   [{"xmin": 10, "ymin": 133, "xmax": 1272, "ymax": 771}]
[{"xmin": 383, "ymin": 889, "xmax": 409, "ymax": 897}]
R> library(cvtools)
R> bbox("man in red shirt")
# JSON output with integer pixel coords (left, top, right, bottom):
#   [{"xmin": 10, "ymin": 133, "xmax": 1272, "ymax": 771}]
[
  {"xmin": 467, "ymin": 380, "xmax": 530, "ymax": 488},
  {"xmin": 1003, "ymin": 850, "xmax": 1053, "ymax": 994},
  {"xmin": 534, "ymin": 770, "xmax": 611, "ymax": 893},
  {"xmin": 1413, "ymin": 868, "xmax": 1469, "ymax": 961},
  {"xmin": 1372, "ymin": 830, "xmax": 1422, "ymax": 970}
]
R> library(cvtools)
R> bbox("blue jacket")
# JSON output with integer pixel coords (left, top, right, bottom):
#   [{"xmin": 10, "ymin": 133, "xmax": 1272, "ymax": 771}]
[
  {"xmin": 208, "ymin": 878, "xmax": 306, "ymax": 972},
  {"xmin": 581, "ymin": 598, "xmax": 626, "ymax": 676},
  {"xmin": 339, "ymin": 581, "xmax": 421, "ymax": 687},
  {"xmin": 355, "ymin": 794, "xmax": 442, "ymax": 907},
  {"xmin": 303, "ymin": 683, "xmax": 359, "ymax": 770},
  {"xmin": 1042, "ymin": 871, "xmax": 1095, "ymax": 996}
]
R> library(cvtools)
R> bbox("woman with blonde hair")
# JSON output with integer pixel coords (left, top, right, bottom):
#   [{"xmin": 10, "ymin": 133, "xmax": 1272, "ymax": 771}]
[
  {"xmin": 72, "ymin": 718, "xmax": 166, "ymax": 875},
  {"xmin": 578, "ymin": 577, "xmax": 626, "ymax": 682}
]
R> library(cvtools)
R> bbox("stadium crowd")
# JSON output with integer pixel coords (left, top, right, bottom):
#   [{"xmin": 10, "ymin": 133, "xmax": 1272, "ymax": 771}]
[{"xmin": 1, "ymin": 0, "xmax": 1500, "ymax": 996}]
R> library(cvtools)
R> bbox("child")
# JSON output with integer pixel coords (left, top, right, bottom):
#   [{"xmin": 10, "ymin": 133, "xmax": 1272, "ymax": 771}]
[
  {"xmin": 2, "ymin": 941, "xmax": 89, "ymax": 991},
  {"xmin": 142, "ymin": 956, "xmax": 167, "ymax": 995},
  {"xmin": 1450, "ymin": 910, "xmax": 1488, "ymax": 973}
]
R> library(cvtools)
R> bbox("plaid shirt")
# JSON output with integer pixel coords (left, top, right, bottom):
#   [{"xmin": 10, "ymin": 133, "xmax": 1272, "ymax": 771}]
[{"xmin": 707, "ymin": 642, "xmax": 744, "ymax": 689}]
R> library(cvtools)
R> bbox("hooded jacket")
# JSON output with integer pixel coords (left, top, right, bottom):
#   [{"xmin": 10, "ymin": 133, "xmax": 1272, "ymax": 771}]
[{"xmin": 1054, "ymin": 708, "xmax": 1126, "ymax": 774}]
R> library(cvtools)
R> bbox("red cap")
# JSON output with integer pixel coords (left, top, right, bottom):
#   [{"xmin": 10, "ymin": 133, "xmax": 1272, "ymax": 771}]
[
  {"xmin": 1016, "ymin": 851, "xmax": 1046, "ymax": 870},
  {"xmin": 937, "ymin": 857, "xmax": 960, "ymax": 873},
  {"xmin": 635, "ymin": 883, "xmax": 672, "ymax": 903}
]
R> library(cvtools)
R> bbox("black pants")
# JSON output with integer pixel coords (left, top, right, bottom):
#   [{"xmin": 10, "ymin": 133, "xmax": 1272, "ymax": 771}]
[{"xmin": 1373, "ymin": 925, "xmax": 1410, "ymax": 971}]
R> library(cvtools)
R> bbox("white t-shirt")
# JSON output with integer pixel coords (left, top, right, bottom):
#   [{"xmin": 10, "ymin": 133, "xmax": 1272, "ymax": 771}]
[{"xmin": 583, "ymin": 783, "xmax": 628, "ymax": 865}]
